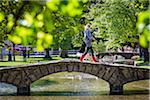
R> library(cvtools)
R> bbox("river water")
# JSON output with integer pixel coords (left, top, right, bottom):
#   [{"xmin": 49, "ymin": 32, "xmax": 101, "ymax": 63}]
[{"xmin": 0, "ymin": 72, "xmax": 149, "ymax": 100}]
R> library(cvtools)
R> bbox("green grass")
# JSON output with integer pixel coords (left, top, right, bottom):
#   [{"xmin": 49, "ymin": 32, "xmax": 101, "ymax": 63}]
[
  {"xmin": 135, "ymin": 60, "xmax": 150, "ymax": 69},
  {"xmin": 139, "ymin": 66, "xmax": 150, "ymax": 69},
  {"xmin": 0, "ymin": 56, "xmax": 62, "ymax": 67},
  {"xmin": 32, "ymin": 79, "xmax": 59, "ymax": 88}
]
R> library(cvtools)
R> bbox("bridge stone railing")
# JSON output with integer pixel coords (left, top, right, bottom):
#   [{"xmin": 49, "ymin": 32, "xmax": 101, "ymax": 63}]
[{"xmin": 0, "ymin": 59, "xmax": 149, "ymax": 95}]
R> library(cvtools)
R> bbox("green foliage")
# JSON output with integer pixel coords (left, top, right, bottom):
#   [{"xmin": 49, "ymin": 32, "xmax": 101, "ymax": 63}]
[
  {"xmin": 137, "ymin": 10, "xmax": 150, "ymax": 48},
  {"xmin": 46, "ymin": 0, "xmax": 60, "ymax": 11},
  {"xmin": 83, "ymin": 0, "xmax": 149, "ymax": 51},
  {"xmin": 0, "ymin": 0, "xmax": 87, "ymax": 51},
  {"xmin": 92, "ymin": 41, "xmax": 106, "ymax": 52},
  {"xmin": 50, "ymin": 10, "xmax": 84, "ymax": 50},
  {"xmin": 61, "ymin": 0, "xmax": 82, "ymax": 17},
  {"xmin": 72, "ymin": 31, "xmax": 84, "ymax": 47},
  {"xmin": 0, "ymin": 12, "xmax": 4, "ymax": 22}
]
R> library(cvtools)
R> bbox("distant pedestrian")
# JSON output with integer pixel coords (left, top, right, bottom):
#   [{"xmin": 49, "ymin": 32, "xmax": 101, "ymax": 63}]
[{"xmin": 80, "ymin": 24, "xmax": 98, "ymax": 62}]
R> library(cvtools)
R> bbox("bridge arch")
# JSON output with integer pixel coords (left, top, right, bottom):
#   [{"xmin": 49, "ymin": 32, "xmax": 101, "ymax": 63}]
[
  {"xmin": 31, "ymin": 72, "xmax": 110, "ymax": 95},
  {"xmin": 29, "ymin": 63, "xmax": 111, "ymax": 85}
]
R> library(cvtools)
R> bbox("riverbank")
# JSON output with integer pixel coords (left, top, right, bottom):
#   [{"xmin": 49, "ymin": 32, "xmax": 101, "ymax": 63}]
[{"xmin": 0, "ymin": 95, "xmax": 149, "ymax": 100}]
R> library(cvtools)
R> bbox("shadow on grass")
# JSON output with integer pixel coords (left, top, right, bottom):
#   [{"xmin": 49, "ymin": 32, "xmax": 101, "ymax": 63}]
[
  {"xmin": 0, "ymin": 91, "xmax": 108, "ymax": 96},
  {"xmin": 0, "ymin": 90, "xmax": 149, "ymax": 96},
  {"xmin": 31, "ymin": 90, "xmax": 149, "ymax": 96},
  {"xmin": 31, "ymin": 79, "xmax": 59, "ymax": 88},
  {"xmin": 123, "ymin": 90, "xmax": 149, "ymax": 95}
]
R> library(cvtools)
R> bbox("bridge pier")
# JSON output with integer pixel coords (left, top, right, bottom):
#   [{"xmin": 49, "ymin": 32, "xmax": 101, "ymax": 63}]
[
  {"xmin": 110, "ymin": 84, "xmax": 123, "ymax": 95},
  {"xmin": 17, "ymin": 85, "xmax": 30, "ymax": 96}
]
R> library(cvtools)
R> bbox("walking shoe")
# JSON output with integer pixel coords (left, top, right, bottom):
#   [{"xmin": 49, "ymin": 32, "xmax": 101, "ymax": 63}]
[
  {"xmin": 80, "ymin": 55, "xmax": 85, "ymax": 62},
  {"xmin": 92, "ymin": 56, "xmax": 99, "ymax": 62}
]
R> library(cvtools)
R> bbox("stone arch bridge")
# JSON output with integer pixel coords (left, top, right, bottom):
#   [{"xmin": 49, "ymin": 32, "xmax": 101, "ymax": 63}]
[{"xmin": 0, "ymin": 59, "xmax": 149, "ymax": 95}]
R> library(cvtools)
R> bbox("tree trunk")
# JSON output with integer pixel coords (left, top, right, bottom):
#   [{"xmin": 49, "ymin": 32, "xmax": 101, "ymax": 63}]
[
  {"xmin": 8, "ymin": 49, "xmax": 12, "ymax": 61},
  {"xmin": 143, "ymin": 48, "xmax": 149, "ymax": 62},
  {"xmin": 13, "ymin": 43, "xmax": 16, "ymax": 61},
  {"xmin": 0, "ymin": 48, "xmax": 2, "ymax": 61},
  {"xmin": 27, "ymin": 50, "xmax": 30, "ymax": 58},
  {"xmin": 44, "ymin": 48, "xmax": 52, "ymax": 59},
  {"xmin": 139, "ymin": 46, "xmax": 149, "ymax": 62},
  {"xmin": 23, "ymin": 47, "xmax": 27, "ymax": 62},
  {"xmin": 79, "ymin": 41, "xmax": 86, "ymax": 53},
  {"xmin": 60, "ymin": 50, "xmax": 68, "ymax": 58}
]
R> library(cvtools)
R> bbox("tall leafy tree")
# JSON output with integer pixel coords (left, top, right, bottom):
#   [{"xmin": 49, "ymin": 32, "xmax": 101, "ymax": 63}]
[
  {"xmin": 137, "ymin": 9, "xmax": 150, "ymax": 62},
  {"xmin": 51, "ymin": 11, "xmax": 84, "ymax": 57},
  {"xmin": 0, "ymin": 0, "xmax": 87, "ymax": 60},
  {"xmin": 82, "ymin": 0, "xmax": 148, "ymax": 51}
]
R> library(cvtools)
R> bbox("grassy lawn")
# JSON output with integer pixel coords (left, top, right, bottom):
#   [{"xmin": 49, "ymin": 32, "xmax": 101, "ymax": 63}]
[
  {"xmin": 138, "ymin": 66, "xmax": 150, "ymax": 69},
  {"xmin": 135, "ymin": 60, "xmax": 150, "ymax": 69},
  {"xmin": 0, "ymin": 56, "xmax": 62, "ymax": 67}
]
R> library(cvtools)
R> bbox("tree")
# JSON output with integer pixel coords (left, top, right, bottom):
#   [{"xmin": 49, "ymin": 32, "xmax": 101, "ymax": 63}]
[
  {"xmin": 79, "ymin": 0, "xmax": 148, "ymax": 54},
  {"xmin": 50, "ymin": 12, "xmax": 84, "ymax": 57},
  {"xmin": 0, "ymin": 0, "xmax": 26, "ymax": 61},
  {"xmin": 0, "ymin": 0, "xmax": 87, "ymax": 59},
  {"xmin": 137, "ymin": 10, "xmax": 150, "ymax": 62}
]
